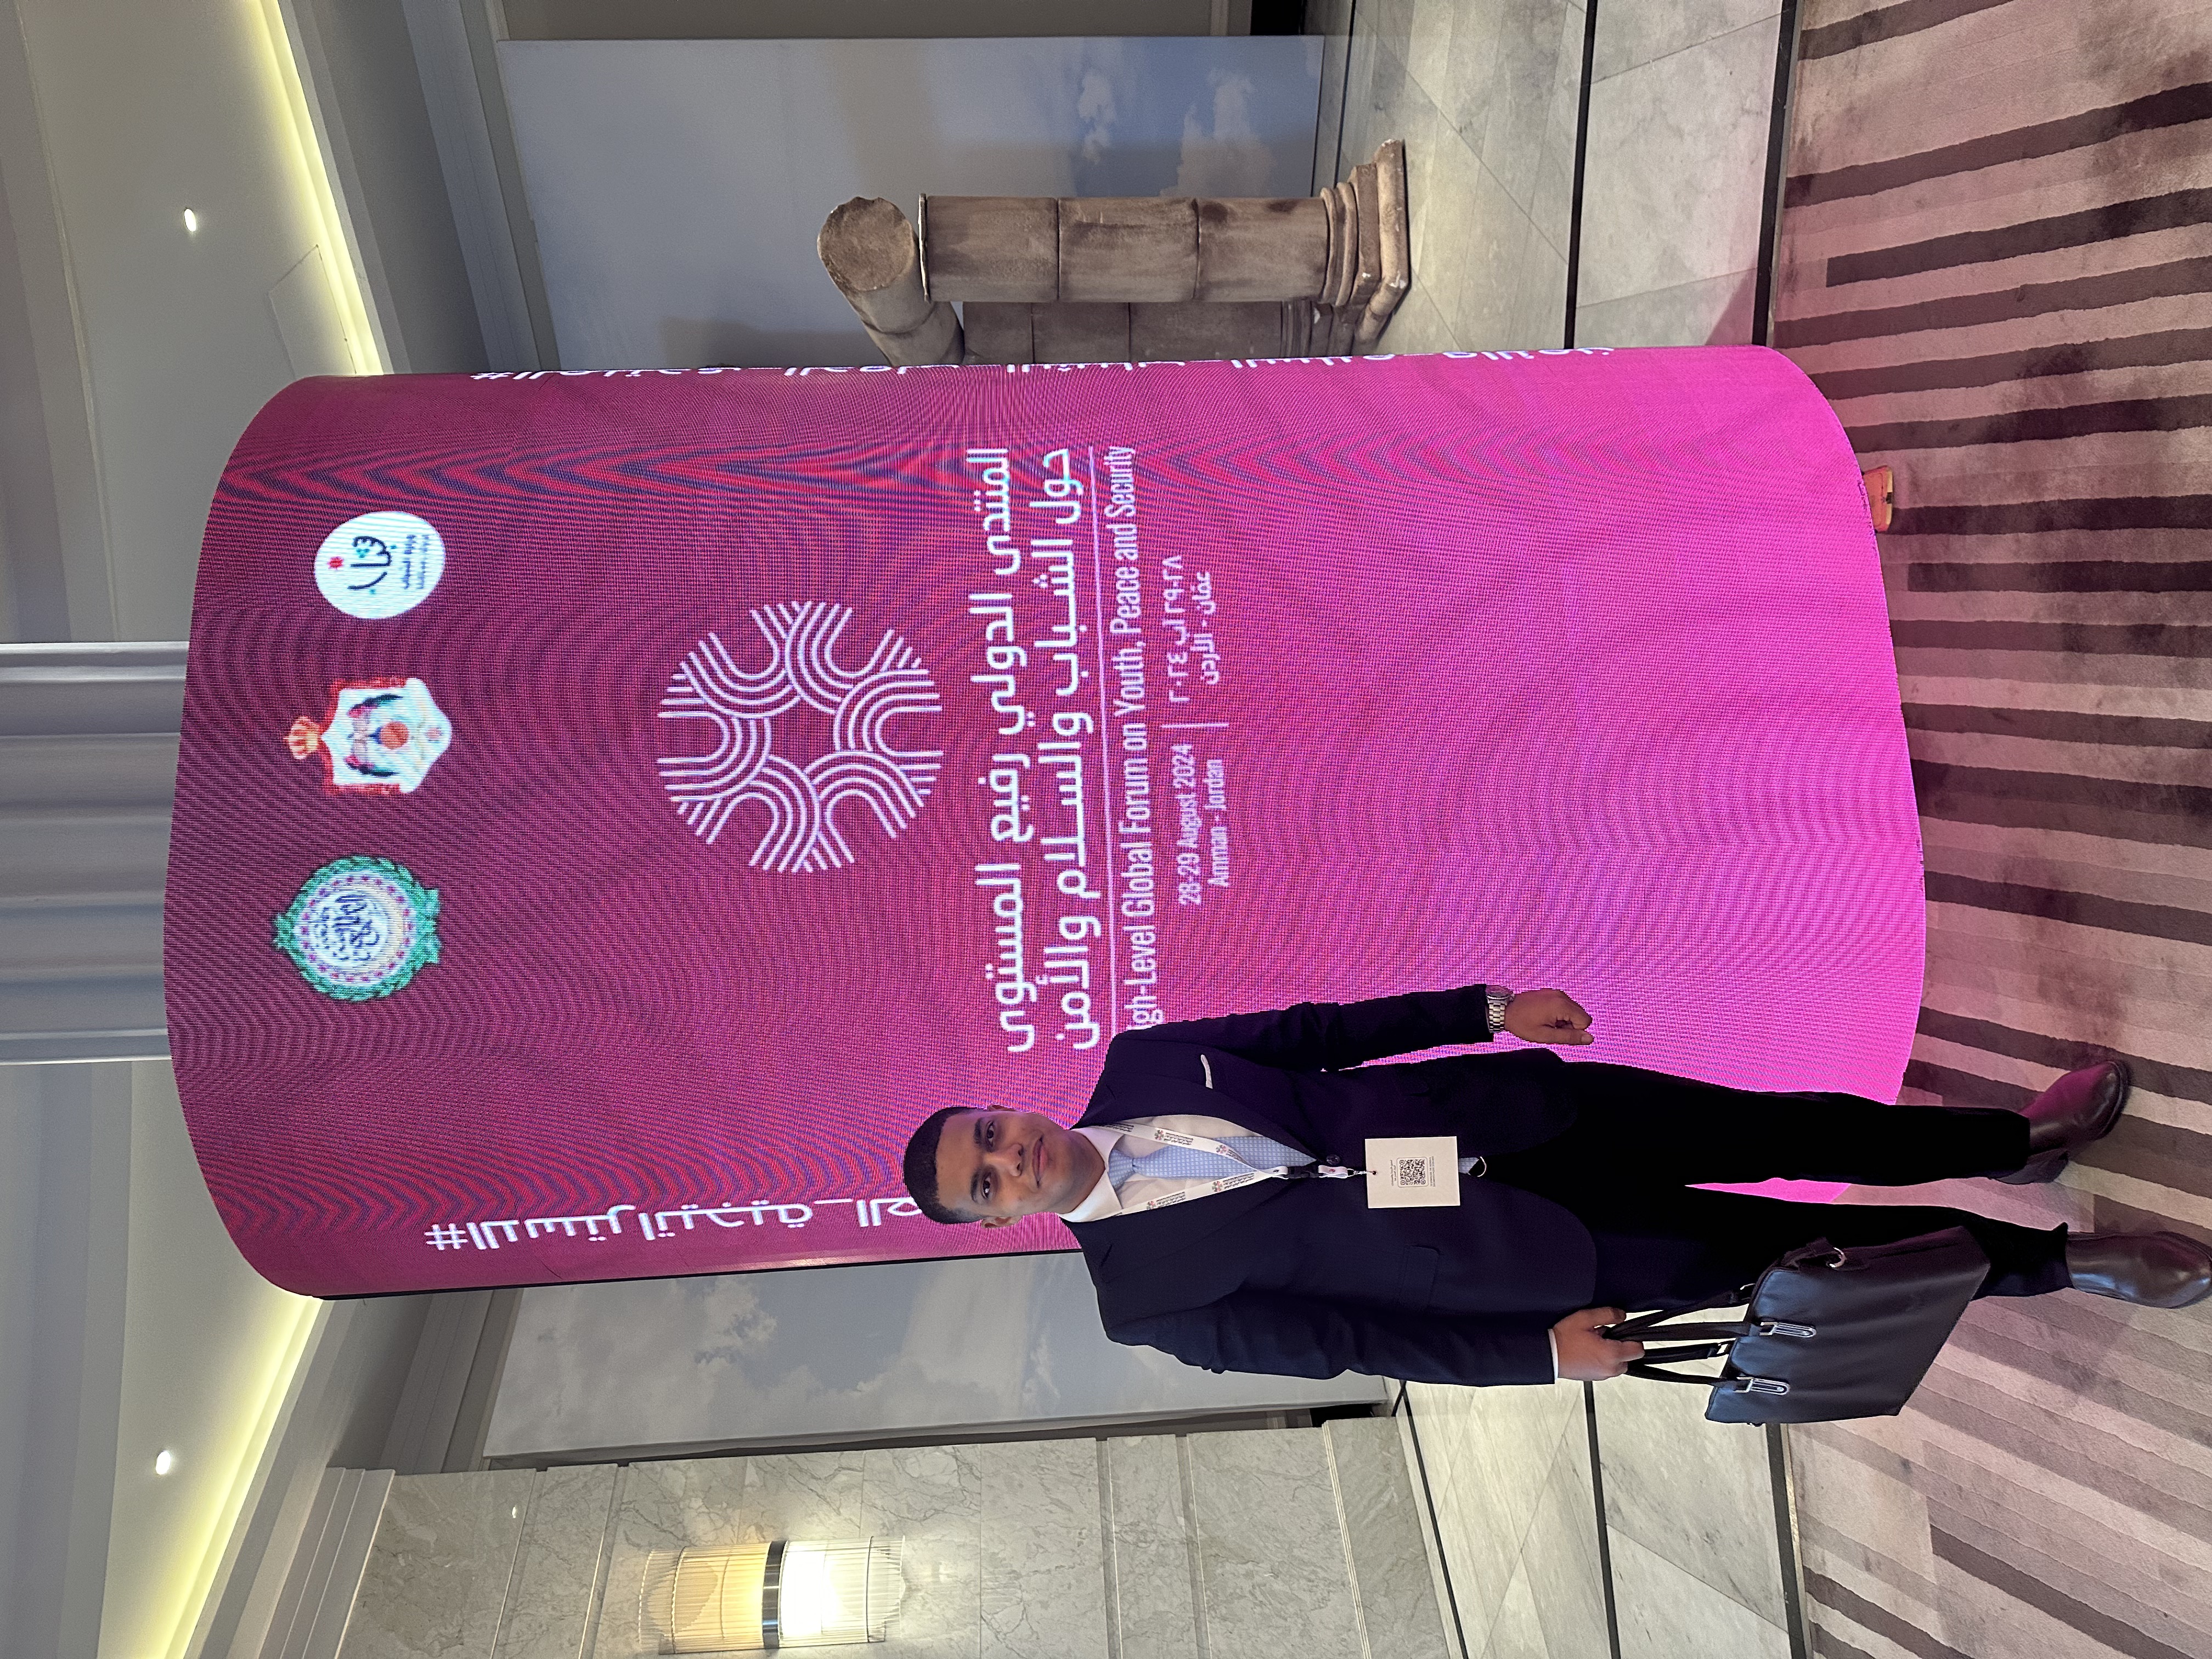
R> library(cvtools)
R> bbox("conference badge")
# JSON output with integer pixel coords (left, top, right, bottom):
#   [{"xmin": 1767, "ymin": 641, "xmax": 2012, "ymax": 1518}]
[{"xmin": 273, "ymin": 856, "xmax": 441, "ymax": 1001}]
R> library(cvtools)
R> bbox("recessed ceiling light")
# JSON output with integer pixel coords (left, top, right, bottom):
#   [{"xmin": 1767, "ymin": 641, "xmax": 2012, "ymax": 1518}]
[
  {"xmin": 154, "ymin": 1450, "xmax": 176, "ymax": 1475},
  {"xmin": 182, "ymin": 210, "xmax": 199, "ymax": 234}
]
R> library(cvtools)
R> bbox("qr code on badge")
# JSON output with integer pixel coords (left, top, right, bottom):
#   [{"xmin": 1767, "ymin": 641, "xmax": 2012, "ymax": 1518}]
[{"xmin": 1393, "ymin": 1156, "xmax": 1433, "ymax": 1187}]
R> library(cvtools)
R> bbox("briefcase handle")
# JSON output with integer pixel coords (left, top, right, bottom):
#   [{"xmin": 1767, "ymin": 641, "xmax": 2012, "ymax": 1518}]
[
  {"xmin": 1598, "ymin": 1237, "xmax": 1858, "ymax": 1345},
  {"xmin": 1623, "ymin": 1356, "xmax": 1726, "ymax": 1385},
  {"xmin": 1601, "ymin": 1316, "xmax": 1758, "ymax": 1344},
  {"xmin": 1626, "ymin": 1362, "xmax": 1793, "ymax": 1402},
  {"xmin": 1604, "ymin": 1312, "xmax": 1825, "ymax": 1345}
]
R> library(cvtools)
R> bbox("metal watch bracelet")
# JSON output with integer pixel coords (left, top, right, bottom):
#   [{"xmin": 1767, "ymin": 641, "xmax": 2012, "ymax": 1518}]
[{"xmin": 1485, "ymin": 985, "xmax": 1514, "ymax": 1035}]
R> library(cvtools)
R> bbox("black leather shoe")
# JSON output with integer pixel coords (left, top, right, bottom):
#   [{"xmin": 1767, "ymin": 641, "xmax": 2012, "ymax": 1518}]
[
  {"xmin": 2066, "ymin": 1232, "xmax": 2212, "ymax": 1308},
  {"xmin": 1997, "ymin": 1059, "xmax": 2131, "ymax": 1185}
]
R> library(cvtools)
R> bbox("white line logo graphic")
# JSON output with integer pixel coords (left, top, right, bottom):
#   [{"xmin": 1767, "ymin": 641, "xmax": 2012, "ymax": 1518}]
[{"xmin": 657, "ymin": 603, "xmax": 943, "ymax": 872}]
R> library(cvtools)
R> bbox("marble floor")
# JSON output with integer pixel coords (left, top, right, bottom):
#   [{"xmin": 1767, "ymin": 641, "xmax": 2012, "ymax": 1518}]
[
  {"xmin": 1402, "ymin": 1379, "xmax": 1610, "ymax": 1659},
  {"xmin": 1343, "ymin": 8, "xmax": 1812, "ymax": 1651},
  {"xmin": 1590, "ymin": 1380, "xmax": 1795, "ymax": 1659},
  {"xmin": 1345, "ymin": 10, "xmax": 1802, "ymax": 1626},
  {"xmin": 1329, "ymin": 0, "xmax": 1785, "ymax": 352},
  {"xmin": 1404, "ymin": 1377, "xmax": 1798, "ymax": 1659}
]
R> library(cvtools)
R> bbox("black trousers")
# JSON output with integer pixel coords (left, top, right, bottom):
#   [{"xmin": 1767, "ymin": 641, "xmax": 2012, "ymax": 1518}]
[{"xmin": 1483, "ymin": 1063, "xmax": 2071, "ymax": 1310}]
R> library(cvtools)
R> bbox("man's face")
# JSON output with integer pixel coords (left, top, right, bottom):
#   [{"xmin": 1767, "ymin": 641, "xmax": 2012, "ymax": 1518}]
[{"xmin": 933, "ymin": 1107, "xmax": 1099, "ymax": 1227}]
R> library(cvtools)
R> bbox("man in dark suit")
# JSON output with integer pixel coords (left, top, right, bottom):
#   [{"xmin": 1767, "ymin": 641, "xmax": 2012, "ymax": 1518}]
[{"xmin": 900, "ymin": 985, "xmax": 2211, "ymax": 1386}]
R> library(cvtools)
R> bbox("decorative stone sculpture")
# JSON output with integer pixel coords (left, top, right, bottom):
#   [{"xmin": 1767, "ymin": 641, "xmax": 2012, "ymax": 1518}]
[{"xmin": 818, "ymin": 140, "xmax": 1411, "ymax": 365}]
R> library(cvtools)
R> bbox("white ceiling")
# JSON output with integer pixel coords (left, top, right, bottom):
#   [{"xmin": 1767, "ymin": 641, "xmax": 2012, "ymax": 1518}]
[
  {"xmin": 4, "ymin": 0, "xmax": 351, "ymax": 641},
  {"xmin": 0, "ymin": 0, "xmax": 482, "ymax": 648},
  {"xmin": 0, "ymin": 0, "xmax": 471, "ymax": 1654},
  {"xmin": 106, "ymin": 1066, "xmax": 319, "ymax": 1659}
]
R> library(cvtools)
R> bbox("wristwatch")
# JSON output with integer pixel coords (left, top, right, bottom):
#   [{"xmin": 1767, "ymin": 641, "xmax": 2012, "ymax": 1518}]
[{"xmin": 1485, "ymin": 985, "xmax": 1514, "ymax": 1036}]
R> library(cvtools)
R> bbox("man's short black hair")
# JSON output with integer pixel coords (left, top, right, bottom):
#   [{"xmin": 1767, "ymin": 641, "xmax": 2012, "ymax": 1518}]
[{"xmin": 901, "ymin": 1105, "xmax": 972, "ymax": 1224}]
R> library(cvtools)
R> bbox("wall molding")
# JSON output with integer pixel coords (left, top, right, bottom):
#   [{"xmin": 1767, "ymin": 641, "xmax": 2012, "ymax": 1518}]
[
  {"xmin": 0, "ymin": 641, "xmax": 183, "ymax": 1064},
  {"xmin": 399, "ymin": 0, "xmax": 558, "ymax": 371},
  {"xmin": 251, "ymin": 1468, "xmax": 393, "ymax": 1659},
  {"xmin": 0, "ymin": 0, "xmax": 114, "ymax": 641}
]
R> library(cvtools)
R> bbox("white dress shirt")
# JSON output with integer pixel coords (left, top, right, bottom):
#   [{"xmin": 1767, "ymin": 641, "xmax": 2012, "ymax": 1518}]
[
  {"xmin": 1060, "ymin": 1113, "xmax": 1262, "ymax": 1221},
  {"xmin": 1062, "ymin": 1113, "xmax": 1558, "ymax": 1379}
]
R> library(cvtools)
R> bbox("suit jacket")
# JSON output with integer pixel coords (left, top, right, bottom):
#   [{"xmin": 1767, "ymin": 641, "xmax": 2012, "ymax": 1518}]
[{"xmin": 1067, "ymin": 986, "xmax": 1595, "ymax": 1387}]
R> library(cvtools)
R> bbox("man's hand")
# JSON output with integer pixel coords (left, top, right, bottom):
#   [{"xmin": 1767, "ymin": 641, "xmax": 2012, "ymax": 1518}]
[
  {"xmin": 1551, "ymin": 1307, "xmax": 1644, "ymax": 1381},
  {"xmin": 1504, "ymin": 988, "xmax": 1594, "ymax": 1046}
]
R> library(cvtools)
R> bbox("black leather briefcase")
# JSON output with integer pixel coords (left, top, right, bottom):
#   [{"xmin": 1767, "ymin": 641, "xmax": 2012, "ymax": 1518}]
[{"xmin": 1602, "ymin": 1227, "xmax": 1990, "ymax": 1425}]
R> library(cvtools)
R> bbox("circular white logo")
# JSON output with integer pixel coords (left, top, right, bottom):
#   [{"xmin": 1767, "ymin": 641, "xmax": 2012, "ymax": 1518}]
[
  {"xmin": 314, "ymin": 511, "xmax": 445, "ymax": 619},
  {"xmin": 657, "ymin": 602, "xmax": 943, "ymax": 872}
]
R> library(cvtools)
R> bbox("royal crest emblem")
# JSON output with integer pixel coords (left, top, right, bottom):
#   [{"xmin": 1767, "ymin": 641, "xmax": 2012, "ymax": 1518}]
[
  {"xmin": 286, "ymin": 677, "xmax": 454, "ymax": 795},
  {"xmin": 273, "ymin": 856, "xmax": 441, "ymax": 1001}
]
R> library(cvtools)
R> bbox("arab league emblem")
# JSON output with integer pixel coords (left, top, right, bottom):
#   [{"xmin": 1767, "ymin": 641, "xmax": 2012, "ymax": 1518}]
[
  {"xmin": 286, "ymin": 678, "xmax": 453, "ymax": 795},
  {"xmin": 273, "ymin": 857, "xmax": 441, "ymax": 1001}
]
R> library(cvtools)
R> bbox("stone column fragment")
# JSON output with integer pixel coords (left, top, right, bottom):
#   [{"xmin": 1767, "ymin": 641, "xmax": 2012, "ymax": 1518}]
[
  {"xmin": 1355, "ymin": 139, "xmax": 1412, "ymax": 351},
  {"xmin": 1194, "ymin": 198, "xmax": 1329, "ymax": 301},
  {"xmin": 831, "ymin": 139, "xmax": 1413, "ymax": 365},
  {"xmin": 1032, "ymin": 302, "xmax": 1132, "ymax": 363},
  {"xmin": 1131, "ymin": 300, "xmax": 1286, "ymax": 360},
  {"xmin": 961, "ymin": 301, "xmax": 1035, "ymax": 364},
  {"xmin": 1059, "ymin": 199, "xmax": 1199, "ymax": 303},
  {"xmin": 1335, "ymin": 161, "xmax": 1383, "ymax": 354},
  {"xmin": 817, "ymin": 196, "xmax": 963, "ymax": 364},
  {"xmin": 919, "ymin": 196, "xmax": 1060, "ymax": 301}
]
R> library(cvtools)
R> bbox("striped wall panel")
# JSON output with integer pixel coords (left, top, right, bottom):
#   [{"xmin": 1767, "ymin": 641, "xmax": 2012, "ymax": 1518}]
[{"xmin": 1773, "ymin": 0, "xmax": 2212, "ymax": 1655}]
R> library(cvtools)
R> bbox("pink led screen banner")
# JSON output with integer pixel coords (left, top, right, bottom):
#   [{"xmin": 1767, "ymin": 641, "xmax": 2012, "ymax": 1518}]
[{"xmin": 167, "ymin": 347, "xmax": 1924, "ymax": 1298}]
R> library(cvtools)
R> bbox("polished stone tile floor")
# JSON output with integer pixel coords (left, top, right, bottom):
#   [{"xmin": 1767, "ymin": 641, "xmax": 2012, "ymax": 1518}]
[
  {"xmin": 1403, "ymin": 1379, "xmax": 1610, "ymax": 1659},
  {"xmin": 1405, "ymin": 1376, "xmax": 1796, "ymax": 1658},
  {"xmin": 1354, "ymin": 3, "xmax": 1800, "ymax": 1647},
  {"xmin": 1331, "ymin": 0, "xmax": 1784, "ymax": 352}
]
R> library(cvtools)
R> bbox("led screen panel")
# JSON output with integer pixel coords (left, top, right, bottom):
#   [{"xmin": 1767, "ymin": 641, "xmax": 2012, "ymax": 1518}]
[{"xmin": 167, "ymin": 348, "xmax": 1923, "ymax": 1296}]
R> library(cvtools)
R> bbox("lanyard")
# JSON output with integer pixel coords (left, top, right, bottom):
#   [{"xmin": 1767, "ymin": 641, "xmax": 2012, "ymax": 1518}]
[{"xmin": 1098, "ymin": 1121, "xmax": 1359, "ymax": 1215}]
